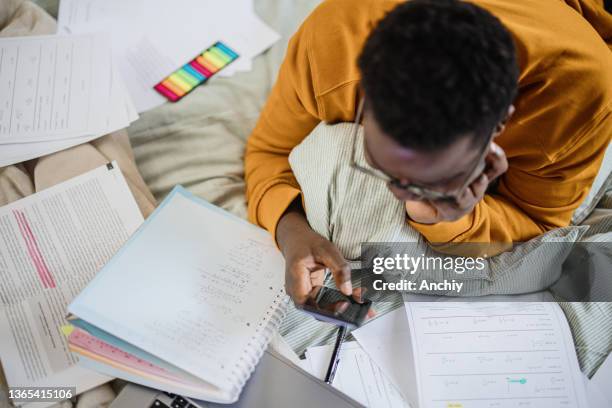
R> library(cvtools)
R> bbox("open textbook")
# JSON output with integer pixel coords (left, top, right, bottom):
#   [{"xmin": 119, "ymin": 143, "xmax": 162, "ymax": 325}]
[
  {"xmin": 0, "ymin": 163, "xmax": 144, "ymax": 407},
  {"xmin": 354, "ymin": 300, "xmax": 589, "ymax": 408},
  {"xmin": 66, "ymin": 187, "xmax": 288, "ymax": 403}
]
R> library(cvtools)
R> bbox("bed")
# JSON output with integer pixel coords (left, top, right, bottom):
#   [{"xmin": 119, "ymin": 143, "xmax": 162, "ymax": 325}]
[
  {"xmin": 3, "ymin": 1, "xmax": 612, "ymax": 407},
  {"xmin": 123, "ymin": 0, "xmax": 612, "ymax": 380}
]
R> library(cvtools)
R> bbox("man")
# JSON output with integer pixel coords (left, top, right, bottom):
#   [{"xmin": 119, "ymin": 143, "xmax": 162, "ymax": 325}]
[{"xmin": 245, "ymin": 0, "xmax": 612, "ymax": 304}]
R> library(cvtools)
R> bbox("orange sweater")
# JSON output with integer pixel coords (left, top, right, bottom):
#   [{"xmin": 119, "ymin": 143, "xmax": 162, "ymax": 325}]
[{"xmin": 245, "ymin": 0, "xmax": 612, "ymax": 244}]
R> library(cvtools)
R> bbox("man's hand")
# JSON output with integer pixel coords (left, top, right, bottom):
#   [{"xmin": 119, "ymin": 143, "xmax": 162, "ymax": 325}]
[
  {"xmin": 406, "ymin": 142, "xmax": 508, "ymax": 224},
  {"xmin": 276, "ymin": 202, "xmax": 352, "ymax": 305}
]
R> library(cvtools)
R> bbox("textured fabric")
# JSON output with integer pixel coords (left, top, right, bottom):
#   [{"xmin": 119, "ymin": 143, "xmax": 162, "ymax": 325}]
[
  {"xmin": 280, "ymin": 122, "xmax": 612, "ymax": 377},
  {"xmin": 289, "ymin": 122, "xmax": 587, "ymax": 295},
  {"xmin": 127, "ymin": 0, "xmax": 321, "ymax": 220},
  {"xmin": 561, "ymin": 190, "xmax": 612, "ymax": 377},
  {"xmin": 0, "ymin": 2, "xmax": 156, "ymax": 407},
  {"xmin": 0, "ymin": 130, "xmax": 157, "ymax": 217},
  {"xmin": 573, "ymin": 149, "xmax": 612, "ymax": 224},
  {"xmin": 5, "ymin": 0, "xmax": 611, "ymax": 398},
  {"xmin": 560, "ymin": 302, "xmax": 612, "ymax": 377},
  {"xmin": 244, "ymin": 0, "xmax": 612, "ymax": 245}
]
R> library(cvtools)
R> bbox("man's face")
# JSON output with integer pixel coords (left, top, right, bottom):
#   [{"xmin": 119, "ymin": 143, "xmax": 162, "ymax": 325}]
[{"xmin": 362, "ymin": 107, "xmax": 488, "ymax": 202}]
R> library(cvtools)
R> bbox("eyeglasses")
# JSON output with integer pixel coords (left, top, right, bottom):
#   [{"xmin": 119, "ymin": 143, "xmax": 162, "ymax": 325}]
[{"xmin": 349, "ymin": 99, "xmax": 495, "ymax": 203}]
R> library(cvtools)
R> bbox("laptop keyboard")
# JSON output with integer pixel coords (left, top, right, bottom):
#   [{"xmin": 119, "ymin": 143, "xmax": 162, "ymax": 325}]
[{"xmin": 148, "ymin": 392, "xmax": 201, "ymax": 408}]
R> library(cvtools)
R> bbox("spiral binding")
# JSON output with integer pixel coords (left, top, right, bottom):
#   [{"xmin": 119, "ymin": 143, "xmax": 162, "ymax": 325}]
[{"xmin": 227, "ymin": 288, "xmax": 290, "ymax": 398}]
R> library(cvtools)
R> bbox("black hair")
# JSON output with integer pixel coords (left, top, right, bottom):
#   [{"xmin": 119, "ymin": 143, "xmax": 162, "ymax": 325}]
[{"xmin": 358, "ymin": 0, "xmax": 518, "ymax": 151}]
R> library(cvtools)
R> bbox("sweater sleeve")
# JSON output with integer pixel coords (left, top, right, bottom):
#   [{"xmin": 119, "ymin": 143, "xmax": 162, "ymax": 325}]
[{"xmin": 244, "ymin": 22, "xmax": 321, "ymax": 241}]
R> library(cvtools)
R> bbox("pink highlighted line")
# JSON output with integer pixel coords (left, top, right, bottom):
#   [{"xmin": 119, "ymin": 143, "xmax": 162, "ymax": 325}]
[{"xmin": 13, "ymin": 210, "xmax": 55, "ymax": 288}]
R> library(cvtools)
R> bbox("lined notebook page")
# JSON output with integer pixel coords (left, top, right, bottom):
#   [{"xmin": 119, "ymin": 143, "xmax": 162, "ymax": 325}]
[{"xmin": 68, "ymin": 187, "xmax": 286, "ymax": 393}]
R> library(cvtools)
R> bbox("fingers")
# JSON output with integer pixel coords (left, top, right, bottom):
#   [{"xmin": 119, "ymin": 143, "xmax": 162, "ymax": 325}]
[
  {"xmin": 281, "ymin": 224, "xmax": 351, "ymax": 304},
  {"xmin": 484, "ymin": 142, "xmax": 508, "ymax": 181},
  {"xmin": 432, "ymin": 173, "xmax": 488, "ymax": 221},
  {"xmin": 285, "ymin": 262, "xmax": 314, "ymax": 305},
  {"xmin": 352, "ymin": 286, "xmax": 366, "ymax": 303},
  {"xmin": 469, "ymin": 173, "xmax": 489, "ymax": 201},
  {"xmin": 314, "ymin": 243, "xmax": 352, "ymax": 296},
  {"xmin": 456, "ymin": 173, "xmax": 487, "ymax": 210},
  {"xmin": 331, "ymin": 300, "xmax": 350, "ymax": 314},
  {"xmin": 310, "ymin": 268, "xmax": 327, "ymax": 287}
]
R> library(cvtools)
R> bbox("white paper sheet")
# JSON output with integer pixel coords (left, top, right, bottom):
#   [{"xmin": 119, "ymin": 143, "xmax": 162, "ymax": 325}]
[
  {"xmin": 0, "ymin": 34, "xmax": 136, "ymax": 166},
  {"xmin": 0, "ymin": 163, "xmax": 144, "ymax": 407},
  {"xmin": 584, "ymin": 373, "xmax": 609, "ymax": 408},
  {"xmin": 405, "ymin": 302, "xmax": 589, "ymax": 408},
  {"xmin": 590, "ymin": 352, "xmax": 612, "ymax": 406},
  {"xmin": 58, "ymin": 0, "xmax": 280, "ymax": 112},
  {"xmin": 304, "ymin": 341, "xmax": 411, "ymax": 408},
  {"xmin": 353, "ymin": 309, "xmax": 419, "ymax": 407},
  {"xmin": 0, "ymin": 34, "xmax": 114, "ymax": 143}
]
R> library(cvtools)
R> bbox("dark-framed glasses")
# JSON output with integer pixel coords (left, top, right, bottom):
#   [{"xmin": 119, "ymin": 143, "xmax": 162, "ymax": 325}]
[{"xmin": 348, "ymin": 99, "xmax": 495, "ymax": 203}]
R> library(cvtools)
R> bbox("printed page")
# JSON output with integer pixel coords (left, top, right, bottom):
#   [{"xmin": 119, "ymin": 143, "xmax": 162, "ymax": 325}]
[
  {"xmin": 590, "ymin": 352, "xmax": 612, "ymax": 405},
  {"xmin": 58, "ymin": 0, "xmax": 279, "ymax": 112},
  {"xmin": 68, "ymin": 188, "xmax": 286, "ymax": 394},
  {"xmin": 0, "ymin": 60, "xmax": 136, "ymax": 167},
  {"xmin": 353, "ymin": 308, "xmax": 418, "ymax": 406},
  {"xmin": 304, "ymin": 341, "xmax": 411, "ymax": 408},
  {"xmin": 584, "ymin": 373, "xmax": 610, "ymax": 408},
  {"xmin": 404, "ymin": 302, "xmax": 590, "ymax": 408},
  {"xmin": 0, "ymin": 34, "xmax": 114, "ymax": 143},
  {"xmin": 0, "ymin": 163, "xmax": 143, "ymax": 399}
]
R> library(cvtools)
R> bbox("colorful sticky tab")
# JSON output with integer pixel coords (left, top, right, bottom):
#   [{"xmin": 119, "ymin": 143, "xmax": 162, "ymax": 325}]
[
  {"xmin": 61, "ymin": 325, "xmax": 74, "ymax": 337},
  {"xmin": 154, "ymin": 41, "xmax": 239, "ymax": 102},
  {"xmin": 196, "ymin": 56, "xmax": 218, "ymax": 73}
]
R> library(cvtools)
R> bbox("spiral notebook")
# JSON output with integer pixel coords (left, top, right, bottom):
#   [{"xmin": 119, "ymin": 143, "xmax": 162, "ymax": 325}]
[{"xmin": 67, "ymin": 186, "xmax": 287, "ymax": 403}]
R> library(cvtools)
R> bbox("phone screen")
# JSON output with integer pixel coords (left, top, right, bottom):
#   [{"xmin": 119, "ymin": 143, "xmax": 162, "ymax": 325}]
[{"xmin": 298, "ymin": 286, "xmax": 372, "ymax": 329}]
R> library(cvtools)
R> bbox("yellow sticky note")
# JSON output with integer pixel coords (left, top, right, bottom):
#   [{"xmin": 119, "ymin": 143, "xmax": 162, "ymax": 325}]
[
  {"xmin": 60, "ymin": 325, "xmax": 74, "ymax": 337},
  {"xmin": 202, "ymin": 51, "xmax": 225, "ymax": 69},
  {"xmin": 168, "ymin": 73, "xmax": 192, "ymax": 92}
]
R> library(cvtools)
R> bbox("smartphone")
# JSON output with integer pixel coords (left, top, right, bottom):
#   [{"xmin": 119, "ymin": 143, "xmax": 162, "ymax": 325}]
[{"xmin": 297, "ymin": 286, "xmax": 372, "ymax": 329}]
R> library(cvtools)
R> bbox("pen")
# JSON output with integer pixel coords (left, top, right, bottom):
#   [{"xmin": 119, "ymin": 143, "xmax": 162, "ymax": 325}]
[{"xmin": 324, "ymin": 325, "xmax": 347, "ymax": 384}]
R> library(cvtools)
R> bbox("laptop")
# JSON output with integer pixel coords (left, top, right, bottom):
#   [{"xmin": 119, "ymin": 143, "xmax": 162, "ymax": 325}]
[{"xmin": 110, "ymin": 348, "xmax": 364, "ymax": 408}]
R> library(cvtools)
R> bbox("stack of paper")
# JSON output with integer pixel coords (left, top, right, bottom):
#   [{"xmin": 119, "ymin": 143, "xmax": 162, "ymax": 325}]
[
  {"xmin": 58, "ymin": 0, "xmax": 280, "ymax": 112},
  {"xmin": 0, "ymin": 33, "xmax": 138, "ymax": 167}
]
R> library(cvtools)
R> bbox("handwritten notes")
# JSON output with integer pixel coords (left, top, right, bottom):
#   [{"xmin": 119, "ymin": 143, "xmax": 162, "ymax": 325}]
[{"xmin": 68, "ymin": 188, "xmax": 286, "ymax": 393}]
